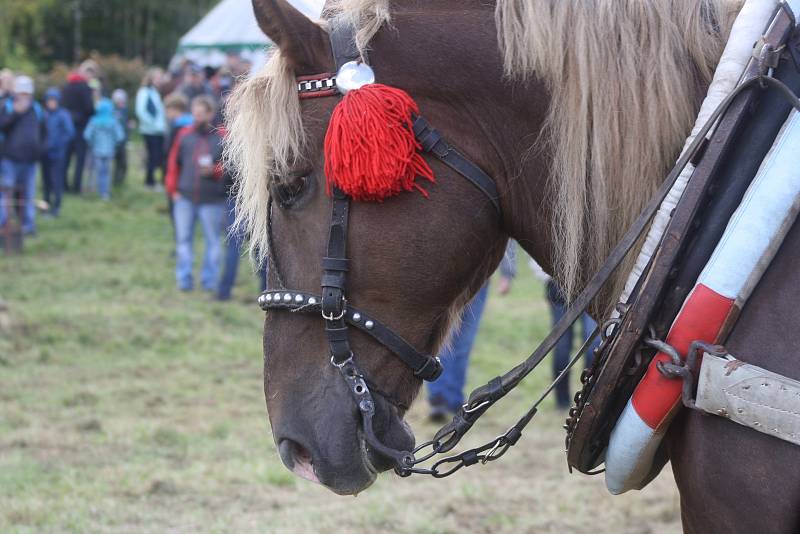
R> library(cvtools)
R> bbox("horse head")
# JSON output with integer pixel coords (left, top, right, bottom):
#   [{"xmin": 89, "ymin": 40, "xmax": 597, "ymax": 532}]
[{"xmin": 228, "ymin": 0, "xmax": 729, "ymax": 495}]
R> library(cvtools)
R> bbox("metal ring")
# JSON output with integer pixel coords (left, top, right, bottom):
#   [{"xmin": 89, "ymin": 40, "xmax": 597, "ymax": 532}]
[
  {"xmin": 481, "ymin": 437, "xmax": 505, "ymax": 464},
  {"xmin": 643, "ymin": 336, "xmax": 682, "ymax": 366}
]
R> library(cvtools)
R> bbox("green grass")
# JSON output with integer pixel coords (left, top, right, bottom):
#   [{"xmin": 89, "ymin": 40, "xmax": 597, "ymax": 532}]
[{"xmin": 0, "ymin": 162, "xmax": 681, "ymax": 533}]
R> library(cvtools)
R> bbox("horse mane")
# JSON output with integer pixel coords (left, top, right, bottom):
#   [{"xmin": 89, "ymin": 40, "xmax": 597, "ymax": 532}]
[
  {"xmin": 225, "ymin": 0, "xmax": 390, "ymax": 264},
  {"xmin": 228, "ymin": 0, "xmax": 740, "ymax": 298},
  {"xmin": 496, "ymin": 0, "xmax": 741, "ymax": 299}
]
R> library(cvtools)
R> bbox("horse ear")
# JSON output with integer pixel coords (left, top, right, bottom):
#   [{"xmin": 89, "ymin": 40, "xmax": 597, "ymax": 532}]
[{"xmin": 252, "ymin": 0, "xmax": 331, "ymax": 74}]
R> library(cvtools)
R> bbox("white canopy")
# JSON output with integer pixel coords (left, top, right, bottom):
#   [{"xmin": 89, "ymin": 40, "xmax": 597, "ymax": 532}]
[{"xmin": 173, "ymin": 0, "xmax": 325, "ymax": 72}]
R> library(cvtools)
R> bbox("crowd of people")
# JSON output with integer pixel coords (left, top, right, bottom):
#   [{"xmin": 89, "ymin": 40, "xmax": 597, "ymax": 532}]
[{"xmin": 0, "ymin": 55, "xmax": 261, "ymax": 300}]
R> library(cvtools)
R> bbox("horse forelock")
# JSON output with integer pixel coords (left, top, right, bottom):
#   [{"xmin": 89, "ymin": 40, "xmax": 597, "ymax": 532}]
[
  {"xmin": 496, "ymin": 0, "xmax": 742, "ymax": 301},
  {"xmin": 228, "ymin": 0, "xmax": 742, "ymax": 300},
  {"xmin": 225, "ymin": 0, "xmax": 391, "ymax": 265}
]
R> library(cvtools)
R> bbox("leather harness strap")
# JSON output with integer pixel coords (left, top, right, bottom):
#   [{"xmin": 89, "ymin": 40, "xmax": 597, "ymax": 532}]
[
  {"xmin": 259, "ymin": 290, "xmax": 444, "ymax": 379},
  {"xmin": 412, "ymin": 116, "xmax": 502, "ymax": 214}
]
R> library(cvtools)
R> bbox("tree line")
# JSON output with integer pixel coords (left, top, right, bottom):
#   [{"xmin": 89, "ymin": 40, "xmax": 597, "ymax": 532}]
[{"xmin": 1, "ymin": 0, "xmax": 219, "ymax": 69}]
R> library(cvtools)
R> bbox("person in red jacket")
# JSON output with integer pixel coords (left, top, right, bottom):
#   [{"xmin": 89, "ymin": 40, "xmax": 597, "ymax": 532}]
[{"xmin": 165, "ymin": 95, "xmax": 226, "ymax": 292}]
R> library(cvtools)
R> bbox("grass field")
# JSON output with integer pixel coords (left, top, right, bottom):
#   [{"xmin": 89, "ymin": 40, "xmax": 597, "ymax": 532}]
[{"xmin": 0, "ymin": 162, "xmax": 681, "ymax": 533}]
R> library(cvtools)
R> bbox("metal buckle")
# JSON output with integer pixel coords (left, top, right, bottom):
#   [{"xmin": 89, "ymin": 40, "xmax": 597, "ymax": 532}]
[
  {"xmin": 330, "ymin": 352, "xmax": 354, "ymax": 368},
  {"xmin": 321, "ymin": 300, "xmax": 347, "ymax": 321},
  {"xmin": 462, "ymin": 399, "xmax": 491, "ymax": 415}
]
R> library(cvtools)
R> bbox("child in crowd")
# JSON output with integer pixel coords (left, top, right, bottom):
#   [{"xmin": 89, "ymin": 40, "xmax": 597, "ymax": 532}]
[
  {"xmin": 41, "ymin": 88, "xmax": 75, "ymax": 216},
  {"xmin": 83, "ymin": 98, "xmax": 124, "ymax": 201},
  {"xmin": 111, "ymin": 89, "xmax": 129, "ymax": 186},
  {"xmin": 165, "ymin": 95, "xmax": 226, "ymax": 291},
  {"xmin": 164, "ymin": 92, "xmax": 193, "ymax": 152},
  {"xmin": 0, "ymin": 76, "xmax": 45, "ymax": 235},
  {"xmin": 163, "ymin": 92, "xmax": 193, "ymax": 237}
]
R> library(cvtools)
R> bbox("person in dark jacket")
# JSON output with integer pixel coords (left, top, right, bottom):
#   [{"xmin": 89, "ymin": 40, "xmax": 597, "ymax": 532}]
[
  {"xmin": 165, "ymin": 95, "xmax": 225, "ymax": 291},
  {"xmin": 0, "ymin": 76, "xmax": 46, "ymax": 235},
  {"xmin": 61, "ymin": 69, "xmax": 95, "ymax": 193},
  {"xmin": 163, "ymin": 92, "xmax": 193, "ymax": 243},
  {"xmin": 41, "ymin": 88, "xmax": 74, "ymax": 216}
]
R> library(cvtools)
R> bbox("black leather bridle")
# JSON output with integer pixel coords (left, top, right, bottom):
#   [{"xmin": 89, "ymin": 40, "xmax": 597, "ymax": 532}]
[{"xmin": 258, "ymin": 21, "xmax": 503, "ymax": 472}]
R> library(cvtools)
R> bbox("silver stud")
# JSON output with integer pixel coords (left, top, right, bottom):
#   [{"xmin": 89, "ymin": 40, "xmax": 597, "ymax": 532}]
[
  {"xmin": 258, "ymin": 295, "xmax": 266, "ymax": 305},
  {"xmin": 283, "ymin": 293, "xmax": 292, "ymax": 302},
  {"xmin": 265, "ymin": 294, "xmax": 273, "ymax": 302},
  {"xmin": 352, "ymin": 312, "xmax": 362, "ymax": 322},
  {"xmin": 308, "ymin": 297, "xmax": 318, "ymax": 305},
  {"xmin": 295, "ymin": 294, "xmax": 304, "ymax": 303},
  {"xmin": 365, "ymin": 320, "xmax": 374, "ymax": 330}
]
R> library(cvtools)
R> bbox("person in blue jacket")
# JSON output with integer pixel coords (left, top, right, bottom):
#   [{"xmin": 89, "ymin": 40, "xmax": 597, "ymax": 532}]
[
  {"xmin": 41, "ymin": 88, "xmax": 74, "ymax": 216},
  {"xmin": 84, "ymin": 99, "xmax": 124, "ymax": 201},
  {"xmin": 0, "ymin": 76, "xmax": 46, "ymax": 235}
]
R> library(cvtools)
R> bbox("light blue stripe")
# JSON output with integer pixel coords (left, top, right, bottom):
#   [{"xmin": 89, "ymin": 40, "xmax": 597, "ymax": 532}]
[
  {"xmin": 698, "ymin": 111, "xmax": 800, "ymax": 299},
  {"xmin": 785, "ymin": 0, "xmax": 800, "ymax": 20}
]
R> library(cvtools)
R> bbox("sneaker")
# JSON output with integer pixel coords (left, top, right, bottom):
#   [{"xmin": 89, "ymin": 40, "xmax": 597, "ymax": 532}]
[{"xmin": 428, "ymin": 395, "xmax": 455, "ymax": 423}]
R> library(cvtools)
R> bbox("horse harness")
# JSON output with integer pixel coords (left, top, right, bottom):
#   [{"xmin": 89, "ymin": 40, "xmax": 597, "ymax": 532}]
[{"xmin": 258, "ymin": 17, "xmax": 800, "ymax": 478}]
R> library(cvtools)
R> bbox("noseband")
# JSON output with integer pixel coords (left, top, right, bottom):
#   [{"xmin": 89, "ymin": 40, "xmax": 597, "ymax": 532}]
[{"xmin": 258, "ymin": 22, "xmax": 502, "ymax": 470}]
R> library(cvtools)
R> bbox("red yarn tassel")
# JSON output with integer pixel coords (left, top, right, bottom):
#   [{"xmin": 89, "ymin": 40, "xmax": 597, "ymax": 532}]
[{"xmin": 324, "ymin": 84, "xmax": 435, "ymax": 202}]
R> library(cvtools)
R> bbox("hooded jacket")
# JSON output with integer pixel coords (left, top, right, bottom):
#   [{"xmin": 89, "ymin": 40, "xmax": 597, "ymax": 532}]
[
  {"xmin": 84, "ymin": 99, "xmax": 125, "ymax": 158},
  {"xmin": 44, "ymin": 90, "xmax": 75, "ymax": 156}
]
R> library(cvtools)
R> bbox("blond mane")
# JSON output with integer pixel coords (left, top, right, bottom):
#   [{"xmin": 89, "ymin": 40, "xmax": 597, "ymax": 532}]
[
  {"xmin": 228, "ymin": 0, "xmax": 741, "ymax": 301},
  {"xmin": 497, "ymin": 0, "xmax": 741, "ymax": 299}
]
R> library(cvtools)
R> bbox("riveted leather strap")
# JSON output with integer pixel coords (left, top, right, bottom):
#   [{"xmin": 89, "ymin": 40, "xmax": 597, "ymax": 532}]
[{"xmin": 259, "ymin": 290, "xmax": 442, "ymax": 380}]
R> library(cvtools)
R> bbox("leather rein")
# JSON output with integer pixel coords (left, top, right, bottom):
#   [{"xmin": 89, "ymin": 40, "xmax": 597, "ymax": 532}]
[{"xmin": 257, "ymin": 21, "xmax": 800, "ymax": 478}]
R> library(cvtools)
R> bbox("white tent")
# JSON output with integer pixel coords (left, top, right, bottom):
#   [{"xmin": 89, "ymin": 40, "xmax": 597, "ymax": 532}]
[{"xmin": 173, "ymin": 0, "xmax": 325, "ymax": 72}]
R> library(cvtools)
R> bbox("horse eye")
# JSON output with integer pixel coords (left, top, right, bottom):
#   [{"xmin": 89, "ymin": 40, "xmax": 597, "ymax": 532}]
[{"xmin": 272, "ymin": 173, "xmax": 309, "ymax": 209}]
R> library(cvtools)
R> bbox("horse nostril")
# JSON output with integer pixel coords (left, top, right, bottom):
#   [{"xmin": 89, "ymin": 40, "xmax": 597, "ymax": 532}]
[{"xmin": 278, "ymin": 439, "xmax": 320, "ymax": 484}]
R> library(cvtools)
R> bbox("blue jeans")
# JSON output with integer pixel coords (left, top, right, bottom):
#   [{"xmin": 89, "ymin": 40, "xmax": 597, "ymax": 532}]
[
  {"xmin": 66, "ymin": 131, "xmax": 87, "ymax": 193},
  {"xmin": 427, "ymin": 284, "xmax": 490, "ymax": 411},
  {"xmin": 42, "ymin": 151, "xmax": 68, "ymax": 214},
  {"xmin": 550, "ymin": 303, "xmax": 601, "ymax": 408},
  {"xmin": 0, "ymin": 160, "xmax": 37, "ymax": 233},
  {"xmin": 217, "ymin": 196, "xmax": 244, "ymax": 300},
  {"xmin": 95, "ymin": 156, "xmax": 112, "ymax": 199},
  {"xmin": 173, "ymin": 197, "xmax": 224, "ymax": 291}
]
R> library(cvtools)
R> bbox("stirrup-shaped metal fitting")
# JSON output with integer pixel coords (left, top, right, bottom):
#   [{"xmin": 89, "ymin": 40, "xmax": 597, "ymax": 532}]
[
  {"xmin": 322, "ymin": 306, "xmax": 347, "ymax": 321},
  {"xmin": 330, "ymin": 352, "xmax": 354, "ymax": 369}
]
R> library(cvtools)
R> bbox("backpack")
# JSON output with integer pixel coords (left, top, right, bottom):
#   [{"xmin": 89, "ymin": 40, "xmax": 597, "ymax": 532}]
[{"xmin": 3, "ymin": 99, "xmax": 43, "ymax": 121}]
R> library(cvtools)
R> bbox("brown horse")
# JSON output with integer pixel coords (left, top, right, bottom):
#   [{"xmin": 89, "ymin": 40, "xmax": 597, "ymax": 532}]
[{"xmin": 226, "ymin": 0, "xmax": 800, "ymax": 531}]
